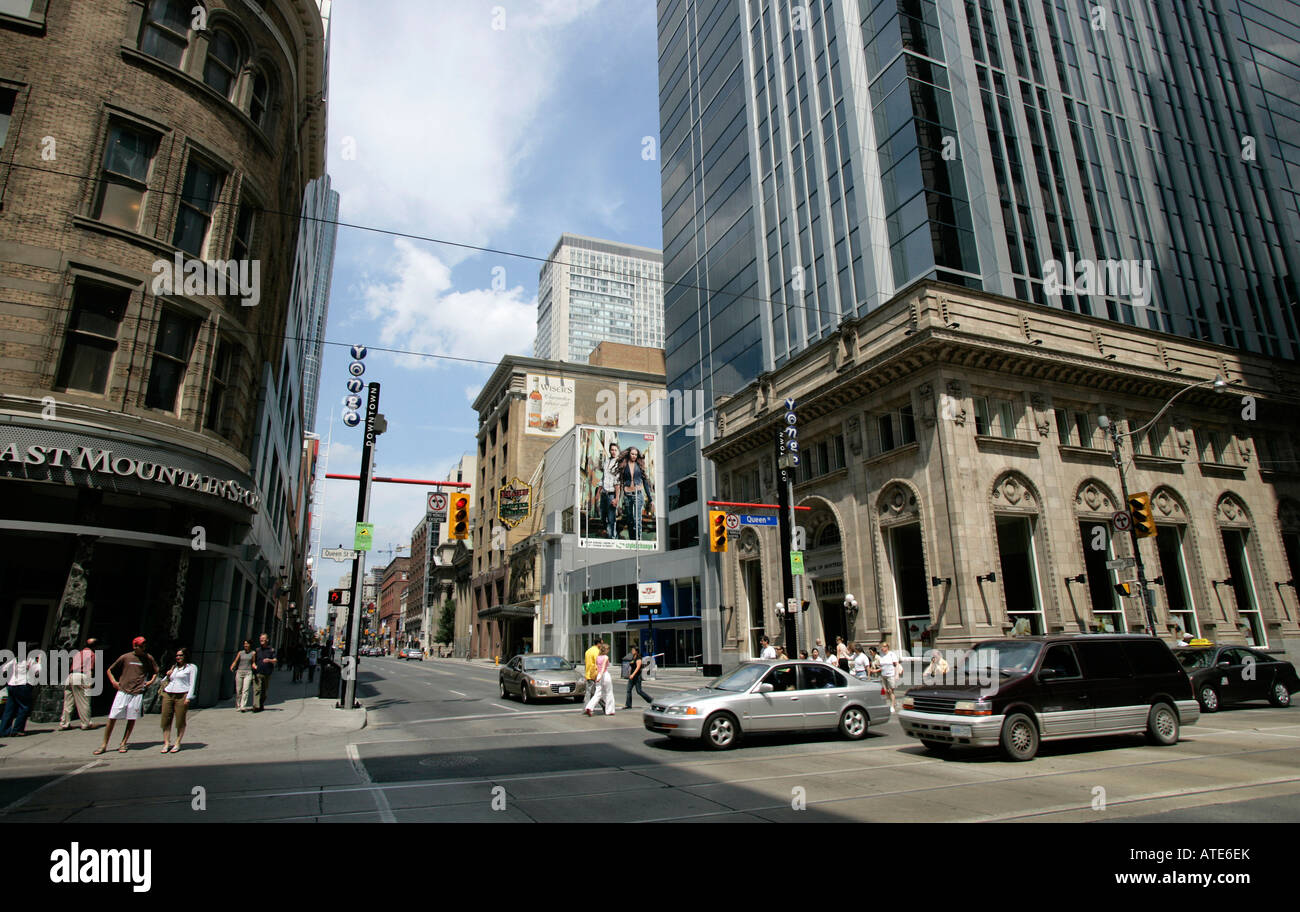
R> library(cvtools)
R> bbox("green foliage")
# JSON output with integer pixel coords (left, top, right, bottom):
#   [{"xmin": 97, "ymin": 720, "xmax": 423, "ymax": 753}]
[{"xmin": 436, "ymin": 597, "xmax": 456, "ymax": 644}]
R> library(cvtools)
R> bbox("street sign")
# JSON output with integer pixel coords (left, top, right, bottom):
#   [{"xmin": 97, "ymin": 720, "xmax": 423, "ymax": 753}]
[
  {"xmin": 1111, "ymin": 510, "xmax": 1132, "ymax": 532},
  {"xmin": 740, "ymin": 514, "xmax": 778, "ymax": 526},
  {"xmin": 787, "ymin": 597, "xmax": 799, "ymax": 614},
  {"xmin": 790, "ymin": 551, "xmax": 805, "ymax": 575},
  {"xmin": 348, "ymin": 361, "xmax": 365, "ymax": 377},
  {"xmin": 1105, "ymin": 557, "xmax": 1137, "ymax": 570},
  {"xmin": 342, "ymin": 411, "xmax": 360, "ymax": 427},
  {"xmin": 350, "ymin": 344, "xmax": 368, "ymax": 360},
  {"xmin": 428, "ymin": 491, "xmax": 448, "ymax": 520},
  {"xmin": 322, "ymin": 548, "xmax": 359, "ymax": 561},
  {"xmin": 725, "ymin": 512, "xmax": 740, "ymax": 531},
  {"xmin": 343, "ymin": 395, "xmax": 362, "ymax": 410},
  {"xmin": 346, "ymin": 377, "xmax": 364, "ymax": 394},
  {"xmin": 638, "ymin": 581, "xmax": 662, "ymax": 605},
  {"xmin": 354, "ymin": 522, "xmax": 374, "ymax": 551}
]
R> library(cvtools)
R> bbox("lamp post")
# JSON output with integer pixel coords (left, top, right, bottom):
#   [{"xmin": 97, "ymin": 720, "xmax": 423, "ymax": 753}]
[{"xmin": 1098, "ymin": 375, "xmax": 1227, "ymax": 637}]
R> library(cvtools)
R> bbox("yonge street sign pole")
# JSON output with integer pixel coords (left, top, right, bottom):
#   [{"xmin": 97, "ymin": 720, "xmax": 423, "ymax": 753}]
[{"xmin": 340, "ymin": 381, "xmax": 379, "ymax": 710}]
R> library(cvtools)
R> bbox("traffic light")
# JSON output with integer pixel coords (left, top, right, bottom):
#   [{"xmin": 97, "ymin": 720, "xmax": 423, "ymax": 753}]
[
  {"xmin": 709, "ymin": 510, "xmax": 727, "ymax": 553},
  {"xmin": 1128, "ymin": 491, "xmax": 1156, "ymax": 538},
  {"xmin": 328, "ymin": 589, "xmax": 343, "ymax": 605},
  {"xmin": 451, "ymin": 494, "xmax": 469, "ymax": 540},
  {"xmin": 1114, "ymin": 581, "xmax": 1133, "ymax": 598}
]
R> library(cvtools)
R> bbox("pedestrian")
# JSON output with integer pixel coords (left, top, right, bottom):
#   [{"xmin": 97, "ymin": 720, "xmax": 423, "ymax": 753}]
[
  {"xmin": 759, "ymin": 636, "xmax": 777, "ymax": 660},
  {"xmin": 800, "ymin": 650, "xmax": 810, "ymax": 660},
  {"xmin": 623, "ymin": 646, "xmax": 653, "ymax": 709},
  {"xmin": 159, "ymin": 647, "xmax": 197, "ymax": 753},
  {"xmin": 878, "ymin": 639, "xmax": 902, "ymax": 713},
  {"xmin": 230, "ymin": 639, "xmax": 255, "ymax": 711},
  {"xmin": 59, "ymin": 636, "xmax": 98, "ymax": 730},
  {"xmin": 852, "ymin": 643, "xmax": 869, "ymax": 680},
  {"xmin": 836, "ymin": 636, "xmax": 850, "ymax": 672},
  {"xmin": 95, "ymin": 637, "xmax": 158, "ymax": 754},
  {"xmin": 867, "ymin": 646, "xmax": 881, "ymax": 676},
  {"xmin": 0, "ymin": 644, "xmax": 40, "ymax": 737},
  {"xmin": 252, "ymin": 633, "xmax": 277, "ymax": 712},
  {"xmin": 776, "ymin": 645, "xmax": 789, "ymax": 660},
  {"xmin": 291, "ymin": 645, "xmax": 304, "ymax": 683},
  {"xmin": 925, "ymin": 649, "xmax": 950, "ymax": 681},
  {"xmin": 584, "ymin": 643, "xmax": 615, "ymax": 716},
  {"xmin": 581, "ymin": 636, "xmax": 603, "ymax": 710},
  {"xmin": 307, "ymin": 645, "xmax": 319, "ymax": 683}
]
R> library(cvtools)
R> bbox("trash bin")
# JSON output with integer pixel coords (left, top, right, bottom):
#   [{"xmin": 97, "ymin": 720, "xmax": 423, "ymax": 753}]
[{"xmin": 317, "ymin": 661, "xmax": 342, "ymax": 700}]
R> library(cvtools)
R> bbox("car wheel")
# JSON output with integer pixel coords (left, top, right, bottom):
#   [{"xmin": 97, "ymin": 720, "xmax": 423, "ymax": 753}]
[
  {"xmin": 1268, "ymin": 680, "xmax": 1292, "ymax": 707},
  {"xmin": 999, "ymin": 712, "xmax": 1039, "ymax": 761},
  {"xmin": 519, "ymin": 683, "xmax": 529, "ymax": 704},
  {"xmin": 1146, "ymin": 702, "xmax": 1179, "ymax": 745},
  {"xmin": 1197, "ymin": 684, "xmax": 1219, "ymax": 713},
  {"xmin": 702, "ymin": 712, "xmax": 740, "ymax": 751},
  {"xmin": 920, "ymin": 739, "xmax": 952, "ymax": 754},
  {"xmin": 499, "ymin": 680, "xmax": 507, "ymax": 699},
  {"xmin": 838, "ymin": 706, "xmax": 868, "ymax": 740}
]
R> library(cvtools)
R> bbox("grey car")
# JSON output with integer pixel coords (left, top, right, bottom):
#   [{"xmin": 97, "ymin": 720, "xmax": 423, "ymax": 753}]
[
  {"xmin": 643, "ymin": 660, "xmax": 891, "ymax": 750},
  {"xmin": 499, "ymin": 654, "xmax": 587, "ymax": 703}
]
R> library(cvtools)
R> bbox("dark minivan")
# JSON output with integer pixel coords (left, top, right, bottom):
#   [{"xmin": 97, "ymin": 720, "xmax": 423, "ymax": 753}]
[{"xmin": 898, "ymin": 635, "xmax": 1199, "ymax": 760}]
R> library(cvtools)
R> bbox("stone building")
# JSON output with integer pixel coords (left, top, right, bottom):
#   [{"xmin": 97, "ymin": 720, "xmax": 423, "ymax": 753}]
[
  {"xmin": 469, "ymin": 342, "xmax": 666, "ymax": 659},
  {"xmin": 0, "ymin": 0, "xmax": 328, "ymax": 707},
  {"xmin": 705, "ymin": 281, "xmax": 1300, "ymax": 666}
]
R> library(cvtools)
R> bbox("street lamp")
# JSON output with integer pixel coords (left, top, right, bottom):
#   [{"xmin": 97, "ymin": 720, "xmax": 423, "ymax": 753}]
[{"xmin": 1098, "ymin": 375, "xmax": 1228, "ymax": 637}]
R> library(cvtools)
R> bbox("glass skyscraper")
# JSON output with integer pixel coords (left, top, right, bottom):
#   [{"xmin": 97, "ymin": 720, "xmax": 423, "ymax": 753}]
[{"xmin": 659, "ymin": 0, "xmax": 1300, "ymax": 536}]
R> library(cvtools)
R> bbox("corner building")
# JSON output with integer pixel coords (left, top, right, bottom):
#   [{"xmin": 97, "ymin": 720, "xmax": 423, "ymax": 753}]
[{"xmin": 0, "ymin": 0, "xmax": 327, "ymax": 707}]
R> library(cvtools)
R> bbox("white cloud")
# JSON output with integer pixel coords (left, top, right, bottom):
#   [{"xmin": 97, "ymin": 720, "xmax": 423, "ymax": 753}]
[{"xmin": 358, "ymin": 239, "xmax": 535, "ymax": 368}]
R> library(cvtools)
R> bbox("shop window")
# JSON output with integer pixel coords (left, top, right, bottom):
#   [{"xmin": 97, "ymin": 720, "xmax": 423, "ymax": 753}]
[{"xmin": 55, "ymin": 280, "xmax": 129, "ymax": 394}]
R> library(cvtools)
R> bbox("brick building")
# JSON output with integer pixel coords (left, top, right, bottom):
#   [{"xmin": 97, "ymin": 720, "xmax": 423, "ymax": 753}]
[
  {"xmin": 378, "ymin": 556, "xmax": 408, "ymax": 652},
  {"xmin": 0, "ymin": 0, "xmax": 328, "ymax": 706}
]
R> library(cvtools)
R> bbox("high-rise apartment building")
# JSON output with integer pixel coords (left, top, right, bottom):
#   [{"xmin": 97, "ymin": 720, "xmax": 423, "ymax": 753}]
[{"xmin": 534, "ymin": 234, "xmax": 665, "ymax": 363}]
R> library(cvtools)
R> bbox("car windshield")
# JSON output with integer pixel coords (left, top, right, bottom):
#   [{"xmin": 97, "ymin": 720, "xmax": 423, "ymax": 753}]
[
  {"xmin": 523, "ymin": 656, "xmax": 570, "ymax": 671},
  {"xmin": 961, "ymin": 641, "xmax": 1043, "ymax": 677},
  {"xmin": 1175, "ymin": 649, "xmax": 1215, "ymax": 670},
  {"xmin": 709, "ymin": 663, "xmax": 769, "ymax": 692}
]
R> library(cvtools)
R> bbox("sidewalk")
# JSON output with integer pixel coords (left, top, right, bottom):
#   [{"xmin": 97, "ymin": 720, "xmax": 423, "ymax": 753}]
[{"xmin": 0, "ymin": 671, "xmax": 366, "ymax": 769}]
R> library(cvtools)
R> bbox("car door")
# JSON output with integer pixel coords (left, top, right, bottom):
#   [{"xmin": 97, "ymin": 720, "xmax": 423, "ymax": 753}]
[
  {"xmin": 505, "ymin": 657, "xmax": 522, "ymax": 693},
  {"xmin": 1035, "ymin": 644, "xmax": 1094, "ymax": 737},
  {"xmin": 1075, "ymin": 641, "xmax": 1140, "ymax": 732},
  {"xmin": 1237, "ymin": 648, "xmax": 1271, "ymax": 700},
  {"xmin": 1216, "ymin": 648, "xmax": 1253, "ymax": 704},
  {"xmin": 798, "ymin": 663, "xmax": 849, "ymax": 731},
  {"xmin": 744, "ymin": 663, "xmax": 805, "ymax": 731}
]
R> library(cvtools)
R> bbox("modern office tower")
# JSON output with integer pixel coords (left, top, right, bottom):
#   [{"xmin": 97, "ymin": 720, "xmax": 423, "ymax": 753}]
[
  {"xmin": 534, "ymin": 234, "xmax": 665, "ymax": 363},
  {"xmin": 296, "ymin": 176, "xmax": 340, "ymax": 434},
  {"xmin": 657, "ymin": 0, "xmax": 1300, "ymax": 537}
]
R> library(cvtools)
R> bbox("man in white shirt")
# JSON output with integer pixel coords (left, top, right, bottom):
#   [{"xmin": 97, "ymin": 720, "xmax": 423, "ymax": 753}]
[
  {"xmin": 759, "ymin": 636, "xmax": 777, "ymax": 660},
  {"xmin": 877, "ymin": 639, "xmax": 902, "ymax": 712},
  {"xmin": 601, "ymin": 442, "xmax": 620, "ymax": 538}
]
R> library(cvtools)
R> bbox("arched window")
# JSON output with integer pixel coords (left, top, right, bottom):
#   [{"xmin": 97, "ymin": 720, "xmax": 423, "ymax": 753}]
[
  {"xmin": 249, "ymin": 69, "xmax": 275, "ymax": 131},
  {"xmin": 139, "ymin": 0, "xmax": 194, "ymax": 67},
  {"xmin": 203, "ymin": 29, "xmax": 243, "ymax": 99}
]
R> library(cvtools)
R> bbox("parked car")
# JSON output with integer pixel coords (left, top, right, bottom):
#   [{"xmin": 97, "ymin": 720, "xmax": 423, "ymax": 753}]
[
  {"xmin": 642, "ymin": 660, "xmax": 891, "ymax": 750},
  {"xmin": 1174, "ymin": 644, "xmax": 1298, "ymax": 712},
  {"xmin": 898, "ymin": 635, "xmax": 1199, "ymax": 761},
  {"xmin": 499, "ymin": 654, "xmax": 586, "ymax": 702},
  {"xmin": 399, "ymin": 647, "xmax": 423, "ymax": 661}
]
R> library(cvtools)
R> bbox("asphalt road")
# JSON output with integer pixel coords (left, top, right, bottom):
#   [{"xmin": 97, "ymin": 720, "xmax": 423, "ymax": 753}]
[{"xmin": 3, "ymin": 656, "xmax": 1299, "ymax": 823}]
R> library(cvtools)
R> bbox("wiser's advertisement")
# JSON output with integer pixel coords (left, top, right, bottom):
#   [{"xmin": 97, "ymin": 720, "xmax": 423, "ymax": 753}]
[
  {"xmin": 525, "ymin": 373, "xmax": 575, "ymax": 437},
  {"xmin": 577, "ymin": 425, "xmax": 659, "ymax": 551}
]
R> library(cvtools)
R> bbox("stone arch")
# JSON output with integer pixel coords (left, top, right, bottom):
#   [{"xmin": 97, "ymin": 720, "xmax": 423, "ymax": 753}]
[
  {"xmin": 1074, "ymin": 477, "xmax": 1121, "ymax": 515},
  {"xmin": 989, "ymin": 470, "xmax": 1043, "ymax": 513},
  {"xmin": 1216, "ymin": 491, "xmax": 1253, "ymax": 528},
  {"xmin": 736, "ymin": 527, "xmax": 761, "ymax": 558},
  {"xmin": 874, "ymin": 479, "xmax": 923, "ymax": 527},
  {"xmin": 1151, "ymin": 485, "xmax": 1192, "ymax": 522}
]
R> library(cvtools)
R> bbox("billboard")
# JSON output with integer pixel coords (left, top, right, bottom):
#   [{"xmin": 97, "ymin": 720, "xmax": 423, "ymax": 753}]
[
  {"xmin": 577, "ymin": 425, "xmax": 659, "ymax": 550},
  {"xmin": 525, "ymin": 373, "xmax": 575, "ymax": 437}
]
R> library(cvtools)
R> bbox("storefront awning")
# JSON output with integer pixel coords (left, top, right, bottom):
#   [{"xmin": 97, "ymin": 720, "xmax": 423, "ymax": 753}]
[
  {"xmin": 477, "ymin": 602, "xmax": 537, "ymax": 620},
  {"xmin": 618, "ymin": 615, "xmax": 701, "ymax": 626}
]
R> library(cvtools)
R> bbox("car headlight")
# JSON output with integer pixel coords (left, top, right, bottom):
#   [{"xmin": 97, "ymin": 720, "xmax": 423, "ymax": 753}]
[
  {"xmin": 902, "ymin": 696, "xmax": 914, "ymax": 710},
  {"xmin": 530, "ymin": 678, "xmax": 549, "ymax": 686},
  {"xmin": 954, "ymin": 700, "xmax": 992, "ymax": 716},
  {"xmin": 665, "ymin": 705, "xmax": 699, "ymax": 715}
]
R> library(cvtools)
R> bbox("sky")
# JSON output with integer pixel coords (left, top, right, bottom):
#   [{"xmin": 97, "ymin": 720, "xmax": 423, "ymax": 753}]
[{"xmin": 310, "ymin": 1, "xmax": 663, "ymax": 616}]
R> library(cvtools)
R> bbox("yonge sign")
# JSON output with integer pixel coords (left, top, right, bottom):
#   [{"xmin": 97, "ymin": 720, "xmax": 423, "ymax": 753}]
[{"xmin": 0, "ymin": 441, "xmax": 261, "ymax": 510}]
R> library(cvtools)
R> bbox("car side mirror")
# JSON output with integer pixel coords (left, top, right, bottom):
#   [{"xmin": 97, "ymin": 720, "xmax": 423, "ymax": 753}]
[
  {"xmin": 1039, "ymin": 667, "xmax": 1058, "ymax": 680},
  {"xmin": 757, "ymin": 682, "xmax": 774, "ymax": 694}
]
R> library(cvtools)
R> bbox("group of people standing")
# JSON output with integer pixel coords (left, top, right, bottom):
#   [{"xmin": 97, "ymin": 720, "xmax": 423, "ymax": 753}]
[
  {"xmin": 757, "ymin": 634, "xmax": 907, "ymax": 712},
  {"xmin": 580, "ymin": 637, "xmax": 654, "ymax": 715}
]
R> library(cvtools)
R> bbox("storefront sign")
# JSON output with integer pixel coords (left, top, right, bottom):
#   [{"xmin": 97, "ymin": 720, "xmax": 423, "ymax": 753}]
[
  {"xmin": 0, "ymin": 441, "xmax": 260, "ymax": 510},
  {"xmin": 582, "ymin": 598, "xmax": 624, "ymax": 615},
  {"xmin": 498, "ymin": 478, "xmax": 532, "ymax": 528}
]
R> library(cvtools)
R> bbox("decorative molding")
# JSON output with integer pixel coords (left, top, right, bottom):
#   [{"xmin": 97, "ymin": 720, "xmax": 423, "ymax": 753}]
[
  {"xmin": 846, "ymin": 415, "xmax": 863, "ymax": 455},
  {"xmin": 991, "ymin": 471, "xmax": 1037, "ymax": 510},
  {"xmin": 737, "ymin": 528, "xmax": 760, "ymax": 557},
  {"xmin": 946, "ymin": 379, "xmax": 966, "ymax": 426},
  {"xmin": 919, "ymin": 383, "xmax": 937, "ymax": 427},
  {"xmin": 877, "ymin": 481, "xmax": 919, "ymax": 523},
  {"xmin": 1152, "ymin": 487, "xmax": 1185, "ymax": 519},
  {"xmin": 1030, "ymin": 394, "xmax": 1050, "ymax": 437},
  {"xmin": 1217, "ymin": 494, "xmax": 1248, "ymax": 525},
  {"xmin": 1076, "ymin": 481, "xmax": 1116, "ymax": 514}
]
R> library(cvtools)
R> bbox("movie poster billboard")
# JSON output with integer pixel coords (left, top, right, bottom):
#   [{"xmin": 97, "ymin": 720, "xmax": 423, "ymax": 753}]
[
  {"xmin": 577, "ymin": 425, "xmax": 660, "ymax": 550},
  {"xmin": 525, "ymin": 373, "xmax": 575, "ymax": 437}
]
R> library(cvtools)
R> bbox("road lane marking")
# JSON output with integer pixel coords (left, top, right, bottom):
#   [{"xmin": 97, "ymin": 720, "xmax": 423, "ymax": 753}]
[
  {"xmin": 346, "ymin": 743, "xmax": 395, "ymax": 823},
  {"xmin": 449, "ymin": 690, "xmax": 466, "ymax": 697},
  {"xmin": 0, "ymin": 759, "xmax": 103, "ymax": 816},
  {"xmin": 492, "ymin": 702, "xmax": 522, "ymax": 713}
]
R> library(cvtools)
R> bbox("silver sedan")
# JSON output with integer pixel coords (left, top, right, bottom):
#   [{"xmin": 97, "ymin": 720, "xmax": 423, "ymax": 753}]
[
  {"xmin": 499, "ymin": 654, "xmax": 587, "ymax": 703},
  {"xmin": 643, "ymin": 660, "xmax": 891, "ymax": 750}
]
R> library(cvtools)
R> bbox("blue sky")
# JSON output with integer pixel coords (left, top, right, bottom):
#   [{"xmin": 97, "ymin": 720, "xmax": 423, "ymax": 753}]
[{"xmin": 311, "ymin": 1, "xmax": 663, "ymax": 601}]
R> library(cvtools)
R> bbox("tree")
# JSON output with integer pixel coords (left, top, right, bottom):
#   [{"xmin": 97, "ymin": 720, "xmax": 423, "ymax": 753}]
[{"xmin": 436, "ymin": 597, "xmax": 456, "ymax": 645}]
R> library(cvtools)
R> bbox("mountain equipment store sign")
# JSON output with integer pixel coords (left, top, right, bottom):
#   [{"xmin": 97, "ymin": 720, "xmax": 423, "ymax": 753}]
[{"xmin": 0, "ymin": 440, "xmax": 261, "ymax": 510}]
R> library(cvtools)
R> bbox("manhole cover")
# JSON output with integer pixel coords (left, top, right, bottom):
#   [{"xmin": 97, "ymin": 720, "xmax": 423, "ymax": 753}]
[{"xmin": 418, "ymin": 755, "xmax": 479, "ymax": 768}]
